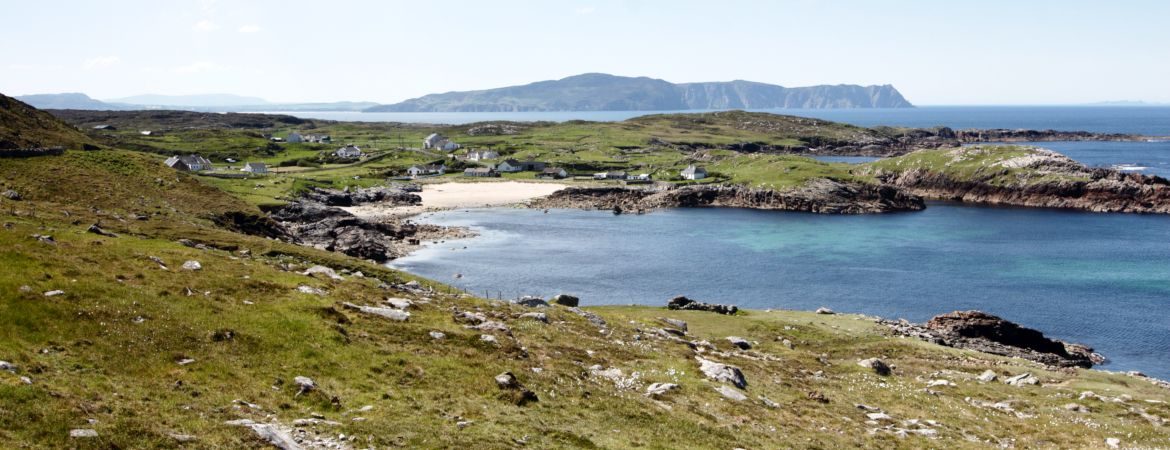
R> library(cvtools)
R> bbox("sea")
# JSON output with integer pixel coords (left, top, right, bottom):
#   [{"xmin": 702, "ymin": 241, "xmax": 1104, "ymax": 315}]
[{"xmin": 367, "ymin": 106, "xmax": 1170, "ymax": 378}]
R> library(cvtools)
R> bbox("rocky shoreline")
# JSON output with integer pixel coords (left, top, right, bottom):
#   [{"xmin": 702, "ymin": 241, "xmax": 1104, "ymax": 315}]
[
  {"xmin": 529, "ymin": 179, "xmax": 925, "ymax": 214},
  {"xmin": 864, "ymin": 148, "xmax": 1170, "ymax": 214},
  {"xmin": 268, "ymin": 185, "xmax": 475, "ymax": 262}
]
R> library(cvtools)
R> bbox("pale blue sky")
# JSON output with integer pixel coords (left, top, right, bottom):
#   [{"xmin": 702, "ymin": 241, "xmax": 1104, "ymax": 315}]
[{"xmin": 2, "ymin": 0, "xmax": 1168, "ymax": 105}]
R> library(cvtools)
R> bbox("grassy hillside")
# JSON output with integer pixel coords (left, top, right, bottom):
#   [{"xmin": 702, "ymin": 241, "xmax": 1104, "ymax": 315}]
[
  {"xmin": 864, "ymin": 145, "xmax": 1095, "ymax": 186},
  {"xmin": 0, "ymin": 94, "xmax": 96, "ymax": 149}
]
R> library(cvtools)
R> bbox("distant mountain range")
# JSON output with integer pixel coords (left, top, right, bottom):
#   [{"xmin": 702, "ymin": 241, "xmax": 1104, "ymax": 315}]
[
  {"xmin": 364, "ymin": 73, "xmax": 914, "ymax": 112},
  {"xmin": 14, "ymin": 93, "xmax": 377, "ymax": 113}
]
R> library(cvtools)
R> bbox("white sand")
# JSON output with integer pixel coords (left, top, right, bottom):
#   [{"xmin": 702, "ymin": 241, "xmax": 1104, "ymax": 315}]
[{"xmin": 343, "ymin": 181, "xmax": 567, "ymax": 220}]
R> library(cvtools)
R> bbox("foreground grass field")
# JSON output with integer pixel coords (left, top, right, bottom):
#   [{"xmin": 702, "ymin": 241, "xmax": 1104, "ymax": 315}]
[{"xmin": 2, "ymin": 149, "xmax": 1169, "ymax": 449}]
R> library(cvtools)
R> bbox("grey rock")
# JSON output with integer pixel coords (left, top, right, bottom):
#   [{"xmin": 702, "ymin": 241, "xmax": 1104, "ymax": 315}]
[
  {"xmin": 246, "ymin": 423, "xmax": 300, "ymax": 450},
  {"xmin": 866, "ymin": 412, "xmax": 894, "ymax": 422},
  {"xmin": 645, "ymin": 382, "xmax": 680, "ymax": 398},
  {"xmin": 715, "ymin": 385, "xmax": 747, "ymax": 401},
  {"xmin": 181, "ymin": 260, "xmax": 202, "ymax": 271},
  {"xmin": 1106, "ymin": 437, "xmax": 1121, "ymax": 449},
  {"xmin": 857, "ymin": 358, "xmax": 891, "ymax": 376},
  {"xmin": 697, "ymin": 357, "xmax": 747, "ymax": 389},
  {"xmin": 148, "ymin": 256, "xmax": 168, "ymax": 270},
  {"xmin": 384, "ymin": 297, "xmax": 413, "ymax": 309},
  {"xmin": 667, "ymin": 296, "xmax": 737, "ymax": 315},
  {"xmin": 1004, "ymin": 373, "xmax": 1040, "ymax": 386},
  {"xmin": 43, "ymin": 290, "xmax": 65, "ymax": 297},
  {"xmin": 86, "ymin": 224, "xmax": 117, "ymax": 237},
  {"xmin": 0, "ymin": 361, "xmax": 16, "ymax": 372},
  {"xmin": 658, "ymin": 317, "xmax": 688, "ymax": 332},
  {"xmin": 567, "ymin": 307, "xmax": 607, "ymax": 328},
  {"xmin": 69, "ymin": 429, "xmax": 99, "ymax": 438},
  {"xmin": 429, "ymin": 331, "xmax": 446, "ymax": 340},
  {"xmin": 759, "ymin": 396, "xmax": 780, "ymax": 409},
  {"xmin": 516, "ymin": 296, "xmax": 549, "ymax": 308},
  {"xmin": 726, "ymin": 336, "xmax": 752, "ymax": 350},
  {"xmin": 168, "ymin": 433, "xmax": 198, "ymax": 443},
  {"xmin": 480, "ymin": 334, "xmax": 499, "ymax": 345},
  {"xmin": 2, "ymin": 189, "xmax": 21, "ymax": 201},
  {"xmin": 550, "ymin": 294, "xmax": 579, "ymax": 307},
  {"xmin": 519, "ymin": 312, "xmax": 549, "ymax": 323},
  {"xmin": 977, "ymin": 370, "xmax": 998, "ymax": 382},
  {"xmin": 302, "ymin": 265, "xmax": 343, "ymax": 281},
  {"xmin": 296, "ymin": 285, "xmax": 325, "ymax": 296},
  {"xmin": 342, "ymin": 302, "xmax": 410, "ymax": 321},
  {"xmin": 815, "ymin": 307, "xmax": 836, "ymax": 315},
  {"xmin": 294, "ymin": 376, "xmax": 316, "ymax": 396}
]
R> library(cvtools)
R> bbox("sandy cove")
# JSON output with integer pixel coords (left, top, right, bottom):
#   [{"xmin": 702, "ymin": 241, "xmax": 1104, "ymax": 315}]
[{"xmin": 342, "ymin": 181, "xmax": 569, "ymax": 221}]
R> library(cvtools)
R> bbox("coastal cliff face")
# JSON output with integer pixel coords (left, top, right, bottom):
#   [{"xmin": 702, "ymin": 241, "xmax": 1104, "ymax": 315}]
[
  {"xmin": 863, "ymin": 146, "xmax": 1170, "ymax": 213},
  {"xmin": 531, "ymin": 179, "xmax": 925, "ymax": 214}
]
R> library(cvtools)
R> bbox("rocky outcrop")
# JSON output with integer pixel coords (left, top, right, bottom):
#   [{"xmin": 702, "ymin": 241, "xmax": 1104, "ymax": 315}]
[
  {"xmin": 954, "ymin": 129, "xmax": 1140, "ymax": 143},
  {"xmin": 667, "ymin": 296, "xmax": 739, "ymax": 315},
  {"xmin": 884, "ymin": 310, "xmax": 1104, "ymax": 368},
  {"xmin": 271, "ymin": 200, "xmax": 417, "ymax": 262},
  {"xmin": 302, "ymin": 185, "xmax": 421, "ymax": 207},
  {"xmin": 868, "ymin": 148, "xmax": 1170, "ymax": 214},
  {"xmin": 531, "ymin": 180, "xmax": 924, "ymax": 215}
]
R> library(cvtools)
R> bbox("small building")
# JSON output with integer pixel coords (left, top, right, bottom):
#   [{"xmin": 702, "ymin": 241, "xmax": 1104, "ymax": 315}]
[
  {"xmin": 241, "ymin": 162, "xmax": 268, "ymax": 174},
  {"xmin": 164, "ymin": 154, "xmax": 213, "ymax": 172},
  {"xmin": 605, "ymin": 171, "xmax": 628, "ymax": 180},
  {"xmin": 407, "ymin": 164, "xmax": 446, "ymax": 177},
  {"xmin": 334, "ymin": 145, "xmax": 363, "ymax": 159},
  {"xmin": 304, "ymin": 134, "xmax": 332, "ymax": 144},
  {"xmin": 681, "ymin": 165, "xmax": 707, "ymax": 180},
  {"xmin": 139, "ymin": 130, "xmax": 153, "ymax": 136},
  {"xmin": 628, "ymin": 173, "xmax": 652, "ymax": 181},
  {"xmin": 269, "ymin": 136, "xmax": 284, "ymax": 142},
  {"xmin": 520, "ymin": 160, "xmax": 547, "ymax": 171},
  {"xmin": 463, "ymin": 167, "xmax": 500, "ymax": 178},
  {"xmin": 423, "ymin": 133, "xmax": 445, "ymax": 149},
  {"xmin": 287, "ymin": 132, "xmax": 303, "ymax": 143},
  {"xmin": 593, "ymin": 172, "xmax": 609, "ymax": 180},
  {"xmin": 497, "ymin": 159, "xmax": 524, "ymax": 173},
  {"xmin": 439, "ymin": 140, "xmax": 461, "ymax": 152},
  {"xmin": 537, "ymin": 167, "xmax": 568, "ymax": 179},
  {"xmin": 93, "ymin": 124, "xmax": 116, "ymax": 130},
  {"xmin": 466, "ymin": 150, "xmax": 500, "ymax": 161}
]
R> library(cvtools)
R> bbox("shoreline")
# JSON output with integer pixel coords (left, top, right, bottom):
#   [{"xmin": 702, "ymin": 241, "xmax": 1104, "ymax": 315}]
[{"xmin": 342, "ymin": 180, "xmax": 570, "ymax": 221}]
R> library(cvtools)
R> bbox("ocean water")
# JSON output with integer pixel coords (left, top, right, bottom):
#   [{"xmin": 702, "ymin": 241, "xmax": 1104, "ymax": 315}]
[
  {"xmin": 392, "ymin": 205, "xmax": 1170, "ymax": 379},
  {"xmin": 284, "ymin": 106, "xmax": 1170, "ymax": 135}
]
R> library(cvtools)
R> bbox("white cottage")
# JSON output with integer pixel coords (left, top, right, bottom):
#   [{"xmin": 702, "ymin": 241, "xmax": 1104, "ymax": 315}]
[
  {"xmin": 287, "ymin": 132, "xmax": 303, "ymax": 143},
  {"xmin": 681, "ymin": 165, "xmax": 707, "ymax": 180},
  {"xmin": 164, "ymin": 155, "xmax": 213, "ymax": 172},
  {"xmin": 407, "ymin": 164, "xmax": 446, "ymax": 177},
  {"xmin": 335, "ymin": 145, "xmax": 363, "ymax": 159},
  {"xmin": 241, "ymin": 162, "xmax": 268, "ymax": 174},
  {"xmin": 423, "ymin": 133, "xmax": 445, "ymax": 149},
  {"xmin": 496, "ymin": 159, "xmax": 524, "ymax": 173}
]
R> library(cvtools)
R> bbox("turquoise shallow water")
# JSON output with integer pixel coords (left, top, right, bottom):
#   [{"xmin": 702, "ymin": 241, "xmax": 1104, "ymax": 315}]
[{"xmin": 392, "ymin": 204, "xmax": 1170, "ymax": 378}]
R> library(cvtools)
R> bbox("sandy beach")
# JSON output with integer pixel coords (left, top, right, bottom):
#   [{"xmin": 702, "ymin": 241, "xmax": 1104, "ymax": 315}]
[{"xmin": 342, "ymin": 181, "xmax": 568, "ymax": 220}]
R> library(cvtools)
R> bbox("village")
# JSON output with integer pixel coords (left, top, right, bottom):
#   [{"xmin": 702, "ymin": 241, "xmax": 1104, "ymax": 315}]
[{"xmin": 160, "ymin": 130, "xmax": 710, "ymax": 187}]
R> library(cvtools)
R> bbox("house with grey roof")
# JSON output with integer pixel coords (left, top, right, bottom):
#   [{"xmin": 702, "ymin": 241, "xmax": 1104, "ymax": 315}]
[
  {"xmin": 241, "ymin": 162, "xmax": 268, "ymax": 174},
  {"xmin": 463, "ymin": 167, "xmax": 500, "ymax": 177},
  {"xmin": 334, "ymin": 145, "xmax": 363, "ymax": 159},
  {"xmin": 164, "ymin": 155, "xmax": 213, "ymax": 172},
  {"xmin": 681, "ymin": 165, "xmax": 707, "ymax": 180},
  {"xmin": 407, "ymin": 164, "xmax": 446, "ymax": 177}
]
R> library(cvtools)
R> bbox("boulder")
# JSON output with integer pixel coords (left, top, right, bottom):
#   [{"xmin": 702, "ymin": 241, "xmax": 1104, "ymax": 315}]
[
  {"xmin": 696, "ymin": 357, "xmax": 747, "ymax": 389},
  {"xmin": 550, "ymin": 294, "xmax": 579, "ymax": 307},
  {"xmin": 86, "ymin": 224, "xmax": 117, "ymax": 237},
  {"xmin": 715, "ymin": 385, "xmax": 747, "ymax": 402},
  {"xmin": 518, "ymin": 312, "xmax": 549, "ymax": 323},
  {"xmin": 667, "ymin": 296, "xmax": 738, "ymax": 315},
  {"xmin": 857, "ymin": 358, "xmax": 891, "ymax": 376},
  {"xmin": 1004, "ymin": 373, "xmax": 1040, "ymax": 386},
  {"xmin": 927, "ymin": 310, "xmax": 1067, "ymax": 356},
  {"xmin": 516, "ymin": 296, "xmax": 549, "ymax": 308},
  {"xmin": 302, "ymin": 265, "xmax": 343, "ymax": 281},
  {"xmin": 341, "ymin": 302, "xmax": 410, "ymax": 321},
  {"xmin": 888, "ymin": 310, "xmax": 1100, "ymax": 368},
  {"xmin": 428, "ymin": 331, "xmax": 446, "ymax": 340},
  {"xmin": 294, "ymin": 376, "xmax": 317, "ymax": 396},
  {"xmin": 494, "ymin": 372, "xmax": 538, "ymax": 405},
  {"xmin": 43, "ymin": 290, "xmax": 65, "ymax": 297},
  {"xmin": 645, "ymin": 383, "xmax": 680, "ymax": 398},
  {"xmin": 658, "ymin": 317, "xmax": 688, "ymax": 332},
  {"xmin": 384, "ymin": 298, "xmax": 413, "ymax": 310},
  {"xmin": 977, "ymin": 370, "xmax": 998, "ymax": 382},
  {"xmin": 2, "ymin": 190, "xmax": 21, "ymax": 201},
  {"xmin": 726, "ymin": 336, "xmax": 752, "ymax": 350},
  {"xmin": 815, "ymin": 307, "xmax": 835, "ymax": 315},
  {"xmin": 69, "ymin": 429, "xmax": 98, "ymax": 438},
  {"xmin": 181, "ymin": 260, "xmax": 202, "ymax": 271},
  {"xmin": 0, "ymin": 361, "xmax": 15, "ymax": 372}
]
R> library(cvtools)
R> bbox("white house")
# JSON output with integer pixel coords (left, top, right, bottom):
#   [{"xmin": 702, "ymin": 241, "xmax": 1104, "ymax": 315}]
[
  {"xmin": 241, "ymin": 162, "xmax": 268, "ymax": 174},
  {"xmin": 423, "ymin": 133, "xmax": 445, "ymax": 149},
  {"xmin": 287, "ymin": 132, "xmax": 303, "ymax": 143},
  {"xmin": 628, "ymin": 173, "xmax": 652, "ymax": 181},
  {"xmin": 537, "ymin": 167, "xmax": 568, "ymax": 179},
  {"xmin": 304, "ymin": 134, "xmax": 332, "ymax": 144},
  {"xmin": 164, "ymin": 155, "xmax": 212, "ymax": 172},
  {"xmin": 466, "ymin": 150, "xmax": 500, "ymax": 161},
  {"xmin": 681, "ymin": 165, "xmax": 707, "ymax": 180},
  {"xmin": 335, "ymin": 145, "xmax": 363, "ymax": 159},
  {"xmin": 497, "ymin": 159, "xmax": 524, "ymax": 173},
  {"xmin": 407, "ymin": 164, "xmax": 446, "ymax": 177},
  {"xmin": 439, "ymin": 140, "xmax": 461, "ymax": 152},
  {"xmin": 463, "ymin": 167, "xmax": 500, "ymax": 177}
]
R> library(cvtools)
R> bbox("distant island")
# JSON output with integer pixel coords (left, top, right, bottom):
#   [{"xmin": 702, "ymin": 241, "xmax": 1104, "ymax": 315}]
[
  {"xmin": 14, "ymin": 92, "xmax": 378, "ymax": 113},
  {"xmin": 364, "ymin": 73, "xmax": 913, "ymax": 112}
]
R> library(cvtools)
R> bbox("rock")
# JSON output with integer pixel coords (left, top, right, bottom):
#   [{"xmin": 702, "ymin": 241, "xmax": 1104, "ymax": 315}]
[
  {"xmin": 456, "ymin": 420, "xmax": 473, "ymax": 429},
  {"xmin": 1004, "ymin": 373, "xmax": 1040, "ymax": 386},
  {"xmin": 2, "ymin": 189, "xmax": 21, "ymax": 201},
  {"xmin": 658, "ymin": 317, "xmax": 688, "ymax": 332},
  {"xmin": 759, "ymin": 396, "xmax": 780, "ymax": 409},
  {"xmin": 31, "ymin": 234, "xmax": 55, "ymax": 244},
  {"xmin": 781, "ymin": 338, "xmax": 795, "ymax": 349},
  {"xmin": 181, "ymin": 260, "xmax": 202, "ymax": 271},
  {"xmin": 86, "ymin": 224, "xmax": 117, "ymax": 237},
  {"xmin": 1064, "ymin": 403, "xmax": 1090, "ymax": 413},
  {"xmin": 815, "ymin": 307, "xmax": 836, "ymax": 315},
  {"xmin": 296, "ymin": 285, "xmax": 325, "ymax": 295},
  {"xmin": 516, "ymin": 296, "xmax": 549, "ymax": 308},
  {"xmin": 726, "ymin": 336, "xmax": 752, "ymax": 350},
  {"xmin": 341, "ymin": 302, "xmax": 410, "ymax": 321},
  {"xmin": 69, "ymin": 429, "xmax": 98, "ymax": 438},
  {"xmin": 921, "ymin": 310, "xmax": 1097, "ymax": 368},
  {"xmin": 494, "ymin": 372, "xmax": 538, "ymax": 405},
  {"xmin": 176, "ymin": 358, "xmax": 196, "ymax": 365},
  {"xmin": 0, "ymin": 361, "xmax": 16, "ymax": 372},
  {"xmin": 855, "ymin": 403, "xmax": 880, "ymax": 412},
  {"xmin": 43, "ymin": 290, "xmax": 65, "ymax": 297},
  {"xmin": 168, "ymin": 433, "xmax": 198, "ymax": 443},
  {"xmin": 480, "ymin": 335, "xmax": 499, "ymax": 345},
  {"xmin": 857, "ymin": 358, "xmax": 891, "ymax": 376},
  {"xmin": 645, "ymin": 383, "xmax": 680, "ymax": 398},
  {"xmin": 696, "ymin": 357, "xmax": 747, "ymax": 389},
  {"xmin": 927, "ymin": 379, "xmax": 955, "ymax": 387},
  {"xmin": 518, "ymin": 312, "xmax": 549, "ymax": 323},
  {"xmin": 452, "ymin": 310, "xmax": 488, "ymax": 325},
  {"xmin": 977, "ymin": 370, "xmax": 998, "ymax": 382},
  {"xmin": 550, "ymin": 294, "xmax": 579, "ymax": 307},
  {"xmin": 429, "ymin": 331, "xmax": 446, "ymax": 340},
  {"xmin": 246, "ymin": 423, "xmax": 300, "ymax": 450},
  {"xmin": 467, "ymin": 320, "xmax": 511, "ymax": 334},
  {"xmin": 667, "ymin": 296, "xmax": 737, "ymax": 315},
  {"xmin": 715, "ymin": 385, "xmax": 747, "ymax": 401},
  {"xmin": 384, "ymin": 297, "xmax": 413, "ymax": 309},
  {"xmin": 18, "ymin": 285, "xmax": 31, "ymax": 293},
  {"xmin": 567, "ymin": 307, "xmax": 607, "ymax": 328},
  {"xmin": 148, "ymin": 256, "xmax": 168, "ymax": 270},
  {"xmin": 866, "ymin": 412, "xmax": 894, "ymax": 422},
  {"xmin": 1106, "ymin": 437, "xmax": 1121, "ymax": 449},
  {"xmin": 294, "ymin": 376, "xmax": 317, "ymax": 396},
  {"xmin": 302, "ymin": 265, "xmax": 343, "ymax": 281}
]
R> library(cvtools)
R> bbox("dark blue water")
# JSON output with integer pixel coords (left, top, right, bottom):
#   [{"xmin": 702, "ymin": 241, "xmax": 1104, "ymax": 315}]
[
  {"xmin": 286, "ymin": 106, "xmax": 1170, "ymax": 135},
  {"xmin": 392, "ymin": 205, "xmax": 1170, "ymax": 378},
  {"xmin": 1013, "ymin": 141, "xmax": 1170, "ymax": 179}
]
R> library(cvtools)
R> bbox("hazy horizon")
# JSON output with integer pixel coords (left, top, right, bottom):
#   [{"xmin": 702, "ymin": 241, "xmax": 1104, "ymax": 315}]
[{"xmin": 4, "ymin": 0, "xmax": 1169, "ymax": 105}]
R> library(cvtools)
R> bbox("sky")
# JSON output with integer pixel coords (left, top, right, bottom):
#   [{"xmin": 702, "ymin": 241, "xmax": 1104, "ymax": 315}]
[{"xmin": 2, "ymin": 0, "xmax": 1168, "ymax": 105}]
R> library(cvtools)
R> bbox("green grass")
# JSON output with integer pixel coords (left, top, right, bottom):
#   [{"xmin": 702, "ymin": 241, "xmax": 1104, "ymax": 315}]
[
  {"xmin": 1, "ymin": 144, "xmax": 1169, "ymax": 448},
  {"xmin": 863, "ymin": 145, "xmax": 1093, "ymax": 186}
]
